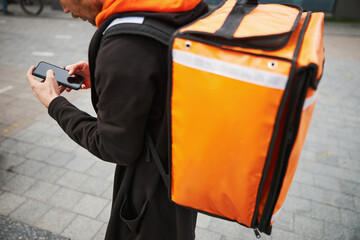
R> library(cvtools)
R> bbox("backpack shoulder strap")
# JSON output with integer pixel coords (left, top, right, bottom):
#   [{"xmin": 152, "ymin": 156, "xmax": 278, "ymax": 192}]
[
  {"xmin": 102, "ymin": 16, "xmax": 174, "ymax": 189},
  {"xmin": 102, "ymin": 16, "xmax": 177, "ymax": 45}
]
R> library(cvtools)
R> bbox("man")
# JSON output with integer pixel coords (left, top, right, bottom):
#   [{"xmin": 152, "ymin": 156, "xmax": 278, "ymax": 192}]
[{"xmin": 26, "ymin": 0, "xmax": 208, "ymax": 239}]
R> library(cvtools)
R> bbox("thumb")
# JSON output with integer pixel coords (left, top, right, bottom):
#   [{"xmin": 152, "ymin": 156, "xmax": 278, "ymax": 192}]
[
  {"xmin": 46, "ymin": 69, "xmax": 55, "ymax": 78},
  {"xmin": 46, "ymin": 70, "xmax": 59, "ymax": 87}
]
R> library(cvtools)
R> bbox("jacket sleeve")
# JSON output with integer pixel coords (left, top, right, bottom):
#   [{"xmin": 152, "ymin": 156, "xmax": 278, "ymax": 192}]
[{"xmin": 48, "ymin": 35, "xmax": 164, "ymax": 166}]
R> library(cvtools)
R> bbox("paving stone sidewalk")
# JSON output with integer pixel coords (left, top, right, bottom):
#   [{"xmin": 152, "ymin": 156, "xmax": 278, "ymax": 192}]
[{"xmin": 1, "ymin": 7, "xmax": 360, "ymax": 240}]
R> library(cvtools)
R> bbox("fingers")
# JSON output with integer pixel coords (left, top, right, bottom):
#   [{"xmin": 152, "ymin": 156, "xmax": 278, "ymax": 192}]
[
  {"xmin": 46, "ymin": 70, "xmax": 60, "ymax": 89},
  {"xmin": 26, "ymin": 66, "xmax": 39, "ymax": 89},
  {"xmin": 66, "ymin": 61, "xmax": 87, "ymax": 75},
  {"xmin": 66, "ymin": 64, "xmax": 77, "ymax": 75},
  {"xmin": 46, "ymin": 69, "xmax": 55, "ymax": 78},
  {"xmin": 59, "ymin": 86, "xmax": 67, "ymax": 94},
  {"xmin": 27, "ymin": 66, "xmax": 62, "ymax": 108}
]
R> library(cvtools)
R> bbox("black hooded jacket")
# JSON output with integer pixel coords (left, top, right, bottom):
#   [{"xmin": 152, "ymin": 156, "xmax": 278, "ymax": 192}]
[{"xmin": 48, "ymin": 2, "xmax": 208, "ymax": 239}]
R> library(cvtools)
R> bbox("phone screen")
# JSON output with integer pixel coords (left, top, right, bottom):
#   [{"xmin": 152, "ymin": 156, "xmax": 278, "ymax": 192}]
[{"xmin": 33, "ymin": 61, "xmax": 84, "ymax": 90}]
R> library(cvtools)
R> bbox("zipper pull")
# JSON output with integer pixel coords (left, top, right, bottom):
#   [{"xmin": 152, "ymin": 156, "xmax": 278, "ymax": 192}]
[{"xmin": 254, "ymin": 228, "xmax": 261, "ymax": 239}]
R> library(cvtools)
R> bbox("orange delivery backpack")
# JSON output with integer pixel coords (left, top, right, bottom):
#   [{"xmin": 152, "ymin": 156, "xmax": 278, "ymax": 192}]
[{"xmin": 102, "ymin": 0, "xmax": 325, "ymax": 237}]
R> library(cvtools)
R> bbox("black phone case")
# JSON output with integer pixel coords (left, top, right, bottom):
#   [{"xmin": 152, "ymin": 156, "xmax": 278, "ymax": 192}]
[{"xmin": 33, "ymin": 61, "xmax": 83, "ymax": 90}]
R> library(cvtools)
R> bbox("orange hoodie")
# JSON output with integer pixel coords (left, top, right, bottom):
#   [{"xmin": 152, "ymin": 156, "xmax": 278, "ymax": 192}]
[{"xmin": 95, "ymin": 0, "xmax": 202, "ymax": 27}]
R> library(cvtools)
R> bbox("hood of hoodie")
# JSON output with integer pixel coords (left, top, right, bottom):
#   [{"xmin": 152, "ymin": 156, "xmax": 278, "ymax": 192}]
[{"xmin": 95, "ymin": 0, "xmax": 204, "ymax": 27}]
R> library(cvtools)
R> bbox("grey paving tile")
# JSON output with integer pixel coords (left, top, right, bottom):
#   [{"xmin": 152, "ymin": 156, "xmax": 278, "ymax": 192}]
[
  {"xmin": 77, "ymin": 176, "xmax": 112, "ymax": 197},
  {"xmin": 0, "ymin": 192, "xmax": 27, "ymax": 216},
  {"xmin": 72, "ymin": 194, "xmax": 108, "ymax": 219},
  {"xmin": 45, "ymin": 125, "xmax": 68, "ymax": 138},
  {"xmin": 12, "ymin": 159, "xmax": 46, "ymax": 177},
  {"xmin": 313, "ymin": 174, "xmax": 341, "ymax": 192},
  {"xmin": 323, "ymin": 190, "xmax": 357, "ymax": 211},
  {"xmin": 355, "ymin": 197, "xmax": 360, "ymax": 213},
  {"xmin": 0, "ymin": 169, "xmax": 17, "ymax": 188},
  {"xmin": 294, "ymin": 215, "xmax": 325, "ymax": 240},
  {"xmin": 62, "ymin": 215, "xmax": 103, "ymax": 240},
  {"xmin": 54, "ymin": 138, "xmax": 78, "ymax": 153},
  {"xmin": 329, "ymin": 146, "xmax": 352, "ymax": 159},
  {"xmin": 299, "ymin": 161, "xmax": 328, "ymax": 176},
  {"xmin": 86, "ymin": 161, "xmax": 115, "ymax": 180},
  {"xmin": 310, "ymin": 201, "xmax": 341, "ymax": 224},
  {"xmin": 325, "ymin": 166, "xmax": 360, "ymax": 184},
  {"xmin": 354, "ymin": 229, "xmax": 360, "ymax": 240},
  {"xmin": 0, "ymin": 128, "xmax": 10, "ymax": 142},
  {"xmin": 336, "ymin": 157, "xmax": 360, "ymax": 172},
  {"xmin": 72, "ymin": 145, "xmax": 96, "ymax": 158},
  {"xmin": 273, "ymin": 210, "xmax": 294, "ymax": 232},
  {"xmin": 0, "ymin": 152, "xmax": 27, "ymax": 171},
  {"xmin": 64, "ymin": 156, "xmax": 95, "ymax": 173},
  {"xmin": 0, "ymin": 138, "xmax": 33, "ymax": 155},
  {"xmin": 101, "ymin": 183, "xmax": 113, "ymax": 200},
  {"xmin": 196, "ymin": 213, "xmax": 212, "ymax": 229},
  {"xmin": 35, "ymin": 164, "xmax": 67, "ymax": 183},
  {"xmin": 290, "ymin": 180, "xmax": 356, "ymax": 211},
  {"xmin": 208, "ymin": 218, "xmax": 243, "ymax": 238},
  {"xmin": 338, "ymin": 138, "xmax": 360, "ymax": 151},
  {"xmin": 43, "ymin": 151, "xmax": 75, "ymax": 167},
  {"xmin": 270, "ymin": 228, "xmax": 304, "ymax": 240},
  {"xmin": 48, "ymin": 187, "xmax": 84, "ymax": 210},
  {"xmin": 340, "ymin": 208, "xmax": 360, "ymax": 228},
  {"xmin": 25, "ymin": 146, "xmax": 55, "ymax": 162},
  {"xmin": 2, "ymin": 174, "xmax": 36, "ymax": 194},
  {"xmin": 36, "ymin": 135, "xmax": 63, "ymax": 148},
  {"xmin": 288, "ymin": 182, "xmax": 327, "ymax": 203},
  {"xmin": 293, "ymin": 170, "xmax": 315, "ymax": 185},
  {"xmin": 107, "ymin": 170, "xmax": 115, "ymax": 181},
  {"xmin": 12, "ymin": 130, "xmax": 43, "ymax": 143},
  {"xmin": 96, "ymin": 201, "xmax": 111, "ymax": 223},
  {"xmin": 0, "ymin": 94, "xmax": 16, "ymax": 106},
  {"xmin": 195, "ymin": 227, "xmax": 221, "ymax": 240},
  {"xmin": 324, "ymin": 223, "xmax": 357, "ymax": 240},
  {"xmin": 92, "ymin": 223, "xmax": 107, "ymax": 240},
  {"xmin": 25, "ymin": 121, "xmax": 52, "ymax": 133},
  {"xmin": 8, "ymin": 98, "xmax": 42, "ymax": 111},
  {"xmin": 297, "ymin": 150, "xmax": 316, "ymax": 165},
  {"xmin": 1, "ymin": 110, "xmax": 26, "ymax": 125},
  {"xmin": 10, "ymin": 199, "xmax": 50, "ymax": 226},
  {"xmin": 0, "ymin": 215, "xmax": 69, "ymax": 240},
  {"xmin": 34, "ymin": 208, "xmax": 76, "ymax": 235},
  {"xmin": 221, "ymin": 226, "xmax": 263, "ymax": 240},
  {"xmin": 23, "ymin": 180, "xmax": 60, "ymax": 202},
  {"xmin": 56, "ymin": 170, "xmax": 88, "ymax": 190},
  {"xmin": 349, "ymin": 150, "xmax": 360, "ymax": 161}
]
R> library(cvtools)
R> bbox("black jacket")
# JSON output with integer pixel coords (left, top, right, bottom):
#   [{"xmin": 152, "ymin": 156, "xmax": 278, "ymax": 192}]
[{"xmin": 48, "ymin": 2, "xmax": 208, "ymax": 239}]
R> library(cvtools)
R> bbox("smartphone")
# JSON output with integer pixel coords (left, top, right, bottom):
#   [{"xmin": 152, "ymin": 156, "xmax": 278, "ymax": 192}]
[{"xmin": 33, "ymin": 61, "xmax": 84, "ymax": 90}]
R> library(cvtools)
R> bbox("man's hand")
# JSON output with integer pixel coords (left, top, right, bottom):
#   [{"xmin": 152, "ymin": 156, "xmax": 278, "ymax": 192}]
[
  {"xmin": 65, "ymin": 61, "xmax": 91, "ymax": 92},
  {"xmin": 27, "ymin": 66, "xmax": 66, "ymax": 108}
]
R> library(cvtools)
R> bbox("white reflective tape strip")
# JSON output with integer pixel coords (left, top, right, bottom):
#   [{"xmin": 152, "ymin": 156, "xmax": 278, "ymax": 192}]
[
  {"xmin": 0, "ymin": 85, "xmax": 13, "ymax": 94},
  {"xmin": 32, "ymin": 52, "xmax": 55, "ymax": 57},
  {"xmin": 173, "ymin": 49, "xmax": 288, "ymax": 90},
  {"xmin": 271, "ymin": 206, "xmax": 282, "ymax": 223},
  {"xmin": 55, "ymin": 34, "xmax": 72, "ymax": 40},
  {"xmin": 303, "ymin": 92, "xmax": 319, "ymax": 110},
  {"xmin": 103, "ymin": 17, "xmax": 145, "ymax": 35}
]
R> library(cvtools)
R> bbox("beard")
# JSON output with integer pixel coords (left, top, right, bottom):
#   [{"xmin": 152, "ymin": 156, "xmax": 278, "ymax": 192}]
[{"xmin": 70, "ymin": 0, "xmax": 102, "ymax": 26}]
